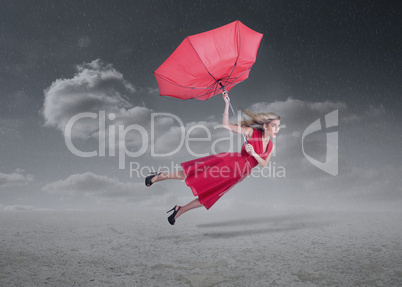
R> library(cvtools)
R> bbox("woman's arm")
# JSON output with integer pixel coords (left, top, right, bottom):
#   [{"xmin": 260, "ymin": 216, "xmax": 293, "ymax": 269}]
[
  {"xmin": 247, "ymin": 144, "xmax": 275, "ymax": 167},
  {"xmin": 222, "ymin": 91, "xmax": 253, "ymax": 138}
]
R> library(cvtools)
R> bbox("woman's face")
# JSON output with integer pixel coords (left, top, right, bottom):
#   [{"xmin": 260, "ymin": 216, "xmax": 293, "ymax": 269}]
[{"xmin": 265, "ymin": 120, "xmax": 280, "ymax": 138}]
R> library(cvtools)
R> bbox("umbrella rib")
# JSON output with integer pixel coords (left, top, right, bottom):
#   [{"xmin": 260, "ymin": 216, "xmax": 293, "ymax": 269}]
[
  {"xmin": 154, "ymin": 21, "xmax": 263, "ymax": 102},
  {"xmin": 154, "ymin": 73, "xmax": 217, "ymax": 90},
  {"xmin": 156, "ymin": 76, "xmax": 217, "ymax": 101},
  {"xmin": 224, "ymin": 68, "xmax": 251, "ymax": 87},
  {"xmin": 221, "ymin": 20, "xmax": 241, "ymax": 89},
  {"xmin": 184, "ymin": 66, "xmax": 253, "ymax": 100},
  {"xmin": 155, "ymin": 65, "xmax": 253, "ymax": 100},
  {"xmin": 160, "ymin": 89, "xmax": 210, "ymax": 100},
  {"xmin": 185, "ymin": 37, "xmax": 218, "ymax": 83},
  {"xmin": 191, "ymin": 81, "xmax": 219, "ymax": 101}
]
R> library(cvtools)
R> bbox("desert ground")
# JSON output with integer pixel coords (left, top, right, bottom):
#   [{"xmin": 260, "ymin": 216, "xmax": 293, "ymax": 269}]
[{"xmin": 1, "ymin": 207, "xmax": 401, "ymax": 286}]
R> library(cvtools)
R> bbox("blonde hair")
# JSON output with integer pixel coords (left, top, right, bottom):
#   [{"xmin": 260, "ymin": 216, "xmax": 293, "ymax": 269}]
[{"xmin": 237, "ymin": 109, "xmax": 280, "ymax": 131}]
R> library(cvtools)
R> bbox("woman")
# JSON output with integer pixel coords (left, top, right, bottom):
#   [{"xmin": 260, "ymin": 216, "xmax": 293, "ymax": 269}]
[{"xmin": 145, "ymin": 91, "xmax": 281, "ymax": 225}]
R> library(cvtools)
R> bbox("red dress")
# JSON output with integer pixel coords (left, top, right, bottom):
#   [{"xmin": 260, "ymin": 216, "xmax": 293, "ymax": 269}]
[{"xmin": 181, "ymin": 128, "xmax": 273, "ymax": 209}]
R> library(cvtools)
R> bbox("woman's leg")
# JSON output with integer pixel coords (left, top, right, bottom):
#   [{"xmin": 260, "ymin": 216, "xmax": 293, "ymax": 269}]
[
  {"xmin": 175, "ymin": 198, "xmax": 203, "ymax": 219},
  {"xmin": 151, "ymin": 170, "xmax": 185, "ymax": 184}
]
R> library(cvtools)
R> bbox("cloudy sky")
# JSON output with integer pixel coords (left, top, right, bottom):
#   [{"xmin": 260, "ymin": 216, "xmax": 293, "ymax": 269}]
[{"xmin": 0, "ymin": 0, "xmax": 401, "ymax": 212}]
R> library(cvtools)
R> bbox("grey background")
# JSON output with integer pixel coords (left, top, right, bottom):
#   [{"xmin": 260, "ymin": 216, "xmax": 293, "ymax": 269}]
[{"xmin": 1, "ymin": 0, "xmax": 401, "ymax": 212}]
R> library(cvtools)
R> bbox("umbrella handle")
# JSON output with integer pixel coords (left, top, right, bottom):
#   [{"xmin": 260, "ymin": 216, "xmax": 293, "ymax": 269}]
[
  {"xmin": 219, "ymin": 81, "xmax": 230, "ymax": 102},
  {"xmin": 222, "ymin": 92, "xmax": 248, "ymax": 145},
  {"xmin": 218, "ymin": 81, "xmax": 248, "ymax": 144},
  {"xmin": 227, "ymin": 100, "xmax": 248, "ymax": 144}
]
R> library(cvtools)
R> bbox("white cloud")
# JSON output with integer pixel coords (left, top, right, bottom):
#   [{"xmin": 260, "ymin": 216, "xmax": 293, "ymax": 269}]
[
  {"xmin": 41, "ymin": 172, "xmax": 169, "ymax": 202},
  {"xmin": 152, "ymin": 97, "xmax": 352, "ymax": 161},
  {"xmin": 41, "ymin": 59, "xmax": 183, "ymax": 157},
  {"xmin": 42, "ymin": 59, "xmax": 152, "ymax": 139},
  {"xmin": 43, "ymin": 172, "xmax": 133, "ymax": 197},
  {"xmin": 153, "ymin": 120, "xmax": 234, "ymax": 160},
  {"xmin": 249, "ymin": 97, "xmax": 346, "ymax": 128},
  {"xmin": 0, "ymin": 169, "xmax": 33, "ymax": 188},
  {"xmin": 0, "ymin": 205, "xmax": 54, "ymax": 211},
  {"xmin": 3, "ymin": 205, "xmax": 35, "ymax": 211}
]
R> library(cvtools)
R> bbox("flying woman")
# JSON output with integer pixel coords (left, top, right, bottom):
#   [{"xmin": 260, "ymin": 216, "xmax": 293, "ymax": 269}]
[{"xmin": 145, "ymin": 91, "xmax": 281, "ymax": 225}]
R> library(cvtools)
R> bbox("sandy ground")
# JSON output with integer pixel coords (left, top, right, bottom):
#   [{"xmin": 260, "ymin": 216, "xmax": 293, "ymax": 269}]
[{"xmin": 0, "ymin": 208, "xmax": 401, "ymax": 287}]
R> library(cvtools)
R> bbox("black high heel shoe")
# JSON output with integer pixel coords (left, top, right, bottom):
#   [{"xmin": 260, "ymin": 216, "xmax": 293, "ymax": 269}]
[
  {"xmin": 167, "ymin": 205, "xmax": 181, "ymax": 225},
  {"xmin": 145, "ymin": 171, "xmax": 162, "ymax": 187}
]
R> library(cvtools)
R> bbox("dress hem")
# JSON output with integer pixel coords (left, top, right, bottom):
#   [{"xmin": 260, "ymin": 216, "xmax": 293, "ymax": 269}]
[{"xmin": 181, "ymin": 162, "xmax": 211, "ymax": 210}]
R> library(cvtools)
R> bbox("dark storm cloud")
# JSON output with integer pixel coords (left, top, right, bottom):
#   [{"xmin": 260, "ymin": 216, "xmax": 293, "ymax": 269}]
[
  {"xmin": 0, "ymin": 118, "xmax": 23, "ymax": 138},
  {"xmin": 0, "ymin": 0, "xmax": 400, "ymax": 210}
]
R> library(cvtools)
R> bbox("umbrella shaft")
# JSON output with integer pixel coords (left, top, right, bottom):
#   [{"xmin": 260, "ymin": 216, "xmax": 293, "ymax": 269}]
[{"xmin": 228, "ymin": 101, "xmax": 248, "ymax": 144}]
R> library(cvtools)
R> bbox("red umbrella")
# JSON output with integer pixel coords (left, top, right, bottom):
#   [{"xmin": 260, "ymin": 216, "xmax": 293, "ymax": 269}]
[{"xmin": 154, "ymin": 20, "xmax": 263, "ymax": 142}]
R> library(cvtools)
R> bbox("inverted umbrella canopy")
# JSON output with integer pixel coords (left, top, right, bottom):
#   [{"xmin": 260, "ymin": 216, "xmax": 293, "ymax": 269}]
[{"xmin": 154, "ymin": 20, "xmax": 263, "ymax": 101}]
